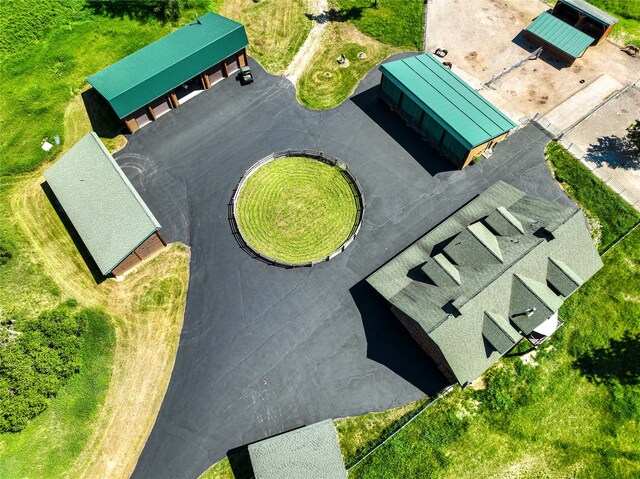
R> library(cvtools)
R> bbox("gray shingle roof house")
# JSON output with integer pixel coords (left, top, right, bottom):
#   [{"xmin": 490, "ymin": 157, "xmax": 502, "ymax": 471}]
[
  {"xmin": 44, "ymin": 132, "xmax": 164, "ymax": 277},
  {"xmin": 248, "ymin": 419, "xmax": 348, "ymax": 479},
  {"xmin": 367, "ymin": 181, "xmax": 603, "ymax": 385}
]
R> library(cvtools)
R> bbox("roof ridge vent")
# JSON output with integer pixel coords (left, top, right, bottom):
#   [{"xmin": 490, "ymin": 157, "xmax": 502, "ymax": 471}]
[{"xmin": 467, "ymin": 221, "xmax": 504, "ymax": 263}]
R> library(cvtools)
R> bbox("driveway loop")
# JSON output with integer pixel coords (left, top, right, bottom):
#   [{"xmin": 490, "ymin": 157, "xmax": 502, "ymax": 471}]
[{"xmin": 229, "ymin": 150, "xmax": 365, "ymax": 268}]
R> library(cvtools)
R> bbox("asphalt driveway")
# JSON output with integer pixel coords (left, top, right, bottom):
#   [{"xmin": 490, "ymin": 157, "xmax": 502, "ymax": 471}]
[{"xmin": 117, "ymin": 55, "xmax": 571, "ymax": 479}]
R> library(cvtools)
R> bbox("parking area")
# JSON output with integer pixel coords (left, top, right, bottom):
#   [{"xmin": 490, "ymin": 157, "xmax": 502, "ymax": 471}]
[
  {"xmin": 426, "ymin": 0, "xmax": 639, "ymax": 120},
  {"xmin": 119, "ymin": 57, "xmax": 571, "ymax": 479},
  {"xmin": 563, "ymin": 85, "xmax": 640, "ymax": 210}
]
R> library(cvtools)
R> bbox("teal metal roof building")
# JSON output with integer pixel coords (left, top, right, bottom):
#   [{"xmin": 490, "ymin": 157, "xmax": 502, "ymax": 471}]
[
  {"xmin": 44, "ymin": 132, "xmax": 164, "ymax": 276},
  {"xmin": 525, "ymin": 12, "xmax": 595, "ymax": 59},
  {"xmin": 248, "ymin": 420, "xmax": 348, "ymax": 479},
  {"xmin": 87, "ymin": 12, "xmax": 248, "ymax": 131},
  {"xmin": 367, "ymin": 181, "xmax": 603, "ymax": 385},
  {"xmin": 378, "ymin": 54, "xmax": 517, "ymax": 168},
  {"xmin": 555, "ymin": 0, "xmax": 617, "ymax": 29}
]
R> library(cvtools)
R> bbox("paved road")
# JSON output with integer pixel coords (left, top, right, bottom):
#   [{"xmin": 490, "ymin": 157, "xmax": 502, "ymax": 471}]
[{"xmin": 117, "ymin": 55, "xmax": 570, "ymax": 479}]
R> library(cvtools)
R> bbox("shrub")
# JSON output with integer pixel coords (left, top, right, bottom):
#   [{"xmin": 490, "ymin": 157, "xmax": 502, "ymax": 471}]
[{"xmin": 0, "ymin": 302, "xmax": 91, "ymax": 433}]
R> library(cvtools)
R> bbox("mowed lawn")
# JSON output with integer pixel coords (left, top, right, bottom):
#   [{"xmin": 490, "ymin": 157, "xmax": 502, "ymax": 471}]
[
  {"xmin": 297, "ymin": 0, "xmax": 424, "ymax": 109},
  {"xmin": 235, "ymin": 157, "xmax": 360, "ymax": 263},
  {"xmin": 0, "ymin": 1, "xmax": 194, "ymax": 477},
  {"xmin": 220, "ymin": 0, "xmax": 312, "ymax": 74}
]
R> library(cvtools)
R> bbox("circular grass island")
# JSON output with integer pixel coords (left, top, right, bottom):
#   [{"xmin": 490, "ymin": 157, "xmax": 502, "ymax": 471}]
[{"xmin": 234, "ymin": 154, "xmax": 363, "ymax": 265}]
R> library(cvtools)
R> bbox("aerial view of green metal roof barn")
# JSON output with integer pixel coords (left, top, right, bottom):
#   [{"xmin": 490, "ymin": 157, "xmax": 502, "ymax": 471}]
[{"xmin": 1, "ymin": 1, "xmax": 639, "ymax": 479}]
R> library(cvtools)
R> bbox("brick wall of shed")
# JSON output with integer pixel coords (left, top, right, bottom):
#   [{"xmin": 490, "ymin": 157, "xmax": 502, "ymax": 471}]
[{"xmin": 111, "ymin": 231, "xmax": 166, "ymax": 276}]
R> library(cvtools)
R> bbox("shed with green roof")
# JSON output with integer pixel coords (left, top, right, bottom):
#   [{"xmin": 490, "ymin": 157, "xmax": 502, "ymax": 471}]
[
  {"xmin": 378, "ymin": 53, "xmax": 517, "ymax": 169},
  {"xmin": 248, "ymin": 419, "xmax": 348, "ymax": 479},
  {"xmin": 367, "ymin": 181, "xmax": 602, "ymax": 385},
  {"xmin": 87, "ymin": 12, "xmax": 249, "ymax": 133},
  {"xmin": 44, "ymin": 132, "xmax": 165, "ymax": 277},
  {"xmin": 524, "ymin": 12, "xmax": 595, "ymax": 62}
]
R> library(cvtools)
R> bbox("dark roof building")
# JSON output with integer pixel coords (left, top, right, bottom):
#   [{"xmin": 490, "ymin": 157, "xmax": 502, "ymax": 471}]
[
  {"xmin": 378, "ymin": 54, "xmax": 517, "ymax": 168},
  {"xmin": 248, "ymin": 420, "xmax": 348, "ymax": 479},
  {"xmin": 87, "ymin": 12, "xmax": 249, "ymax": 133},
  {"xmin": 44, "ymin": 132, "xmax": 165, "ymax": 277},
  {"xmin": 367, "ymin": 181, "xmax": 603, "ymax": 385}
]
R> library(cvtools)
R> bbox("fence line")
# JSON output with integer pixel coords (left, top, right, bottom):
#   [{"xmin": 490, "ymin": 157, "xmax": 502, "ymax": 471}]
[
  {"xmin": 347, "ymin": 385, "xmax": 455, "ymax": 472},
  {"xmin": 229, "ymin": 150, "xmax": 365, "ymax": 268},
  {"xmin": 600, "ymin": 220, "xmax": 640, "ymax": 257},
  {"xmin": 481, "ymin": 47, "xmax": 542, "ymax": 90}
]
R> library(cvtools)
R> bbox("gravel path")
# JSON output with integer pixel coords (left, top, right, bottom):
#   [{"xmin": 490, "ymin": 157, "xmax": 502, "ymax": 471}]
[{"xmin": 284, "ymin": 0, "xmax": 328, "ymax": 85}]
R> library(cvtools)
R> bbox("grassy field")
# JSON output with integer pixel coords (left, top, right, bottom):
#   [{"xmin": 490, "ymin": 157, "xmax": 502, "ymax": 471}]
[
  {"xmin": 586, "ymin": 0, "xmax": 640, "ymax": 46},
  {"xmin": 546, "ymin": 142, "xmax": 640, "ymax": 252},
  {"xmin": 297, "ymin": 23, "xmax": 396, "ymax": 109},
  {"xmin": 0, "ymin": 309, "xmax": 115, "ymax": 477},
  {"xmin": 235, "ymin": 157, "xmax": 361, "ymax": 263},
  {"xmin": 0, "ymin": 2, "xmax": 193, "ymax": 477},
  {"xmin": 221, "ymin": 0, "xmax": 312, "ymax": 74},
  {"xmin": 330, "ymin": 0, "xmax": 424, "ymax": 50}
]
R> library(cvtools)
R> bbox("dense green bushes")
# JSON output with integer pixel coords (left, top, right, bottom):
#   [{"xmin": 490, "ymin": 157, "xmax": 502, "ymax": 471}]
[{"xmin": 0, "ymin": 301, "xmax": 106, "ymax": 433}]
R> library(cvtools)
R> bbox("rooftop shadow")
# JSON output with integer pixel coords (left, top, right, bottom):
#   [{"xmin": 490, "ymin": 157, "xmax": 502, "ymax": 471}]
[
  {"xmin": 41, "ymin": 182, "xmax": 106, "ymax": 285},
  {"xmin": 81, "ymin": 88, "xmax": 128, "ymax": 139},
  {"xmin": 511, "ymin": 29, "xmax": 572, "ymax": 71},
  {"xmin": 350, "ymin": 86, "xmax": 455, "ymax": 176},
  {"xmin": 350, "ymin": 280, "xmax": 449, "ymax": 396},
  {"xmin": 225, "ymin": 445, "xmax": 254, "ymax": 479}
]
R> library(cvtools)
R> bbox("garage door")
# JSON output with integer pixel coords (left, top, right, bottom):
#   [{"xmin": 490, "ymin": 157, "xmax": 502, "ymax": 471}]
[
  {"xmin": 206, "ymin": 63, "xmax": 225, "ymax": 84},
  {"xmin": 149, "ymin": 95, "xmax": 171, "ymax": 118},
  {"xmin": 133, "ymin": 107, "xmax": 152, "ymax": 128},
  {"xmin": 225, "ymin": 54, "xmax": 239, "ymax": 74}
]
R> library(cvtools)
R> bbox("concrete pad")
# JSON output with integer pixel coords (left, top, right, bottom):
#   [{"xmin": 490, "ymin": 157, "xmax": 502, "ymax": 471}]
[{"xmin": 545, "ymin": 75, "xmax": 623, "ymax": 130}]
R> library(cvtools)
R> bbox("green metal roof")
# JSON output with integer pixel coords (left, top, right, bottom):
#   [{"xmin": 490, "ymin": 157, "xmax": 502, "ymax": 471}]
[
  {"xmin": 248, "ymin": 420, "xmax": 348, "ymax": 479},
  {"xmin": 367, "ymin": 181, "xmax": 603, "ymax": 385},
  {"xmin": 379, "ymin": 54, "xmax": 517, "ymax": 150},
  {"xmin": 526, "ymin": 12, "xmax": 595, "ymax": 59},
  {"xmin": 558, "ymin": 0, "xmax": 618, "ymax": 27},
  {"xmin": 44, "ymin": 132, "xmax": 161, "ymax": 275},
  {"xmin": 87, "ymin": 12, "xmax": 248, "ymax": 118}
]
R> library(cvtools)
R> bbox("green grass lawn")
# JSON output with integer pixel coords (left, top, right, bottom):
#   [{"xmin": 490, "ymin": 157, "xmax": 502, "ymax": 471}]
[
  {"xmin": 0, "ymin": 308, "xmax": 115, "ymax": 477},
  {"xmin": 235, "ymin": 157, "xmax": 361, "ymax": 263},
  {"xmin": 297, "ymin": 23, "xmax": 396, "ymax": 109},
  {"xmin": 330, "ymin": 0, "xmax": 424, "ymax": 50},
  {"xmin": 221, "ymin": 0, "xmax": 312, "ymax": 74},
  {"xmin": 586, "ymin": 0, "xmax": 640, "ymax": 46},
  {"xmin": 546, "ymin": 142, "xmax": 640, "ymax": 252}
]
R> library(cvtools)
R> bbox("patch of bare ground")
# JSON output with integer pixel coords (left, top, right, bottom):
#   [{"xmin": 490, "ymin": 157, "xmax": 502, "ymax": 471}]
[{"xmin": 426, "ymin": 0, "xmax": 639, "ymax": 118}]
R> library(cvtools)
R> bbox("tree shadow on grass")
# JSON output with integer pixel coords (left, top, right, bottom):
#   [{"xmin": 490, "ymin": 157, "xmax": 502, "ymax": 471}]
[
  {"xmin": 85, "ymin": 0, "xmax": 176, "ymax": 24},
  {"xmin": 305, "ymin": 7, "xmax": 365, "ymax": 24},
  {"xmin": 574, "ymin": 331, "xmax": 640, "ymax": 386},
  {"xmin": 585, "ymin": 135, "xmax": 640, "ymax": 171},
  {"xmin": 81, "ymin": 88, "xmax": 127, "ymax": 139}
]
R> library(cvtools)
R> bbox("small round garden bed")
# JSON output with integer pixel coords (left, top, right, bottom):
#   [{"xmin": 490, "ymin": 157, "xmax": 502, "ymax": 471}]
[{"xmin": 232, "ymin": 151, "xmax": 364, "ymax": 266}]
